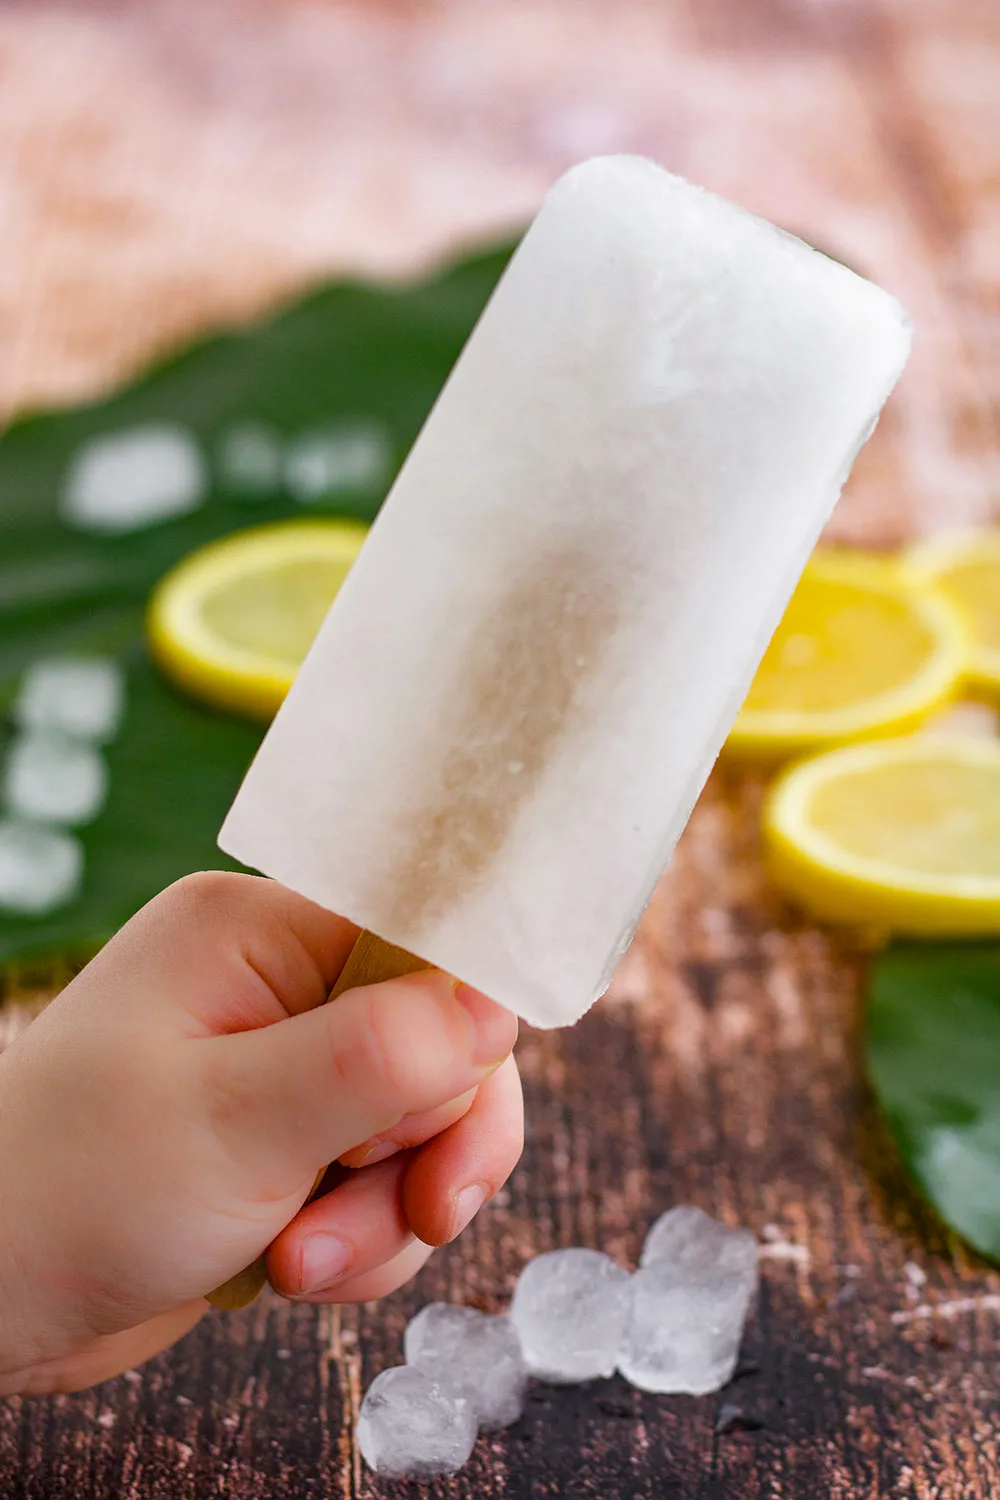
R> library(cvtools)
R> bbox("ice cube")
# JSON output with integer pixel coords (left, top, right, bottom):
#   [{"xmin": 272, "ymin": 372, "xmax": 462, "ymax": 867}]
[
  {"xmin": 620, "ymin": 1209, "xmax": 758, "ymax": 1396},
  {"xmin": 14, "ymin": 657, "xmax": 124, "ymax": 743},
  {"xmin": 60, "ymin": 424, "xmax": 206, "ymax": 532},
  {"xmin": 404, "ymin": 1303, "xmax": 527, "ymax": 1430},
  {"xmin": 4, "ymin": 733, "xmax": 108, "ymax": 826},
  {"xmin": 0, "ymin": 820, "xmax": 83, "ymax": 914},
  {"xmin": 640, "ymin": 1205, "xmax": 759, "ymax": 1277},
  {"xmin": 216, "ymin": 421, "xmax": 283, "ymax": 496},
  {"xmin": 356, "ymin": 1365, "xmax": 477, "ymax": 1478},
  {"xmin": 284, "ymin": 420, "xmax": 391, "ymax": 502},
  {"xmin": 509, "ymin": 1248, "xmax": 631, "ymax": 1383}
]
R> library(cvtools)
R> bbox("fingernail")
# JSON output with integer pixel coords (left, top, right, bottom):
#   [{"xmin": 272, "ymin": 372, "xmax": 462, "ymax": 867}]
[
  {"xmin": 298, "ymin": 1233, "xmax": 352, "ymax": 1294},
  {"xmin": 453, "ymin": 982, "xmax": 517, "ymax": 1066},
  {"xmin": 358, "ymin": 1139, "xmax": 400, "ymax": 1168},
  {"xmin": 448, "ymin": 1182, "xmax": 488, "ymax": 1241},
  {"xmin": 338, "ymin": 1137, "xmax": 400, "ymax": 1170}
]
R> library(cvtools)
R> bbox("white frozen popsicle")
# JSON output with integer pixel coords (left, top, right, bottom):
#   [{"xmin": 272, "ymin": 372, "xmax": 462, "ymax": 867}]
[{"xmin": 219, "ymin": 154, "xmax": 910, "ymax": 1032}]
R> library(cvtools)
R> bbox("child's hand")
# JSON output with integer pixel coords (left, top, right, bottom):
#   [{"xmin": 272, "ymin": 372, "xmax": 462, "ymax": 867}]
[{"xmin": 0, "ymin": 873, "xmax": 522, "ymax": 1396}]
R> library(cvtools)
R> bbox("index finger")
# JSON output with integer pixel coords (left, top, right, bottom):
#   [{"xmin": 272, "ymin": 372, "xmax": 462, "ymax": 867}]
[{"xmin": 88, "ymin": 871, "xmax": 361, "ymax": 1035}]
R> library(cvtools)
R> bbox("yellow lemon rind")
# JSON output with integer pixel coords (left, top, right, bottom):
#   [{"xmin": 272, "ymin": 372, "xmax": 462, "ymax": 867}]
[
  {"xmin": 762, "ymin": 736, "xmax": 1000, "ymax": 936},
  {"xmin": 147, "ymin": 519, "xmax": 369, "ymax": 721},
  {"xmin": 727, "ymin": 554, "xmax": 968, "ymax": 762},
  {"xmin": 903, "ymin": 529, "xmax": 1000, "ymax": 698}
]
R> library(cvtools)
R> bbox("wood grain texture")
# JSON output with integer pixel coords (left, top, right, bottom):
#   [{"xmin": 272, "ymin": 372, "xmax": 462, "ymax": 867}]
[{"xmin": 1, "ymin": 0, "xmax": 999, "ymax": 1495}]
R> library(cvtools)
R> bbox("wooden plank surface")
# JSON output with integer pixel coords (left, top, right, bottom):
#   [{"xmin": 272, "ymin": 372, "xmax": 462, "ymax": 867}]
[{"xmin": 1, "ymin": 1, "xmax": 998, "ymax": 1496}]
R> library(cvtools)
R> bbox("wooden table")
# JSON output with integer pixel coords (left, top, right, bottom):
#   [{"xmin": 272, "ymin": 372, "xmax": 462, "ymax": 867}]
[{"xmin": 1, "ymin": 1, "xmax": 998, "ymax": 1495}]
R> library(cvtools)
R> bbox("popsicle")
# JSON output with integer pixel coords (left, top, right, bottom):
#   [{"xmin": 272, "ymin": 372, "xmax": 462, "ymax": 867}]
[{"xmin": 209, "ymin": 154, "xmax": 909, "ymax": 1306}]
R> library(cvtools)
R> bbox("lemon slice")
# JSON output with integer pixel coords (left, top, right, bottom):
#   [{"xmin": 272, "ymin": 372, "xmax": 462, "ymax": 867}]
[
  {"xmin": 147, "ymin": 520, "xmax": 369, "ymax": 719},
  {"xmin": 763, "ymin": 735, "xmax": 1000, "ymax": 934},
  {"xmin": 904, "ymin": 529, "xmax": 1000, "ymax": 698},
  {"xmin": 727, "ymin": 552, "xmax": 966, "ymax": 760}
]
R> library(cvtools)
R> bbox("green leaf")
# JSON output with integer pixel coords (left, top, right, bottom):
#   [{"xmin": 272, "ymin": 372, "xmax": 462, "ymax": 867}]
[
  {"xmin": 867, "ymin": 944, "xmax": 1000, "ymax": 1262},
  {"xmin": 0, "ymin": 240, "xmax": 517, "ymax": 966}
]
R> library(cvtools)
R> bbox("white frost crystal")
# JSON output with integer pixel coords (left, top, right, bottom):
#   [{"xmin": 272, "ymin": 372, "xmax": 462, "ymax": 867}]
[
  {"xmin": 219, "ymin": 154, "xmax": 911, "ymax": 1031},
  {"xmin": 356, "ymin": 1366, "xmax": 477, "ymax": 1478},
  {"xmin": 61, "ymin": 424, "xmax": 206, "ymax": 532},
  {"xmin": 4, "ymin": 734, "xmax": 108, "ymax": 826},
  {"xmin": 0, "ymin": 820, "xmax": 83, "ymax": 915},
  {"xmin": 404, "ymin": 1302, "xmax": 527, "ymax": 1430},
  {"xmin": 284, "ymin": 420, "xmax": 390, "ymax": 501},
  {"xmin": 14, "ymin": 657, "xmax": 124, "ymax": 743},
  {"xmin": 509, "ymin": 1248, "xmax": 631, "ymax": 1383},
  {"xmin": 619, "ymin": 1208, "xmax": 758, "ymax": 1396}
]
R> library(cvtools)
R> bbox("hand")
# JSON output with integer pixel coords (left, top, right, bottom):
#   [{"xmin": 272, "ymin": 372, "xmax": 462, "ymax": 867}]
[{"xmin": 0, "ymin": 873, "xmax": 522, "ymax": 1396}]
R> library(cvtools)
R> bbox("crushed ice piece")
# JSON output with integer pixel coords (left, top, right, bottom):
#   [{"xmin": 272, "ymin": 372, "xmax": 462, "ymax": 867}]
[
  {"xmin": 14, "ymin": 657, "xmax": 124, "ymax": 743},
  {"xmin": 619, "ymin": 1266, "xmax": 755, "ymax": 1396},
  {"xmin": 4, "ymin": 733, "xmax": 108, "ymax": 826},
  {"xmin": 0, "ymin": 820, "xmax": 83, "ymax": 914},
  {"xmin": 216, "ymin": 421, "xmax": 283, "ymax": 496},
  {"xmin": 356, "ymin": 1366, "xmax": 477, "ymax": 1478},
  {"xmin": 620, "ymin": 1208, "xmax": 758, "ymax": 1396},
  {"xmin": 404, "ymin": 1303, "xmax": 527, "ymax": 1431},
  {"xmin": 284, "ymin": 420, "xmax": 391, "ymax": 502},
  {"xmin": 641, "ymin": 1205, "xmax": 759, "ymax": 1276},
  {"xmin": 60, "ymin": 424, "xmax": 206, "ymax": 533},
  {"xmin": 509, "ymin": 1248, "xmax": 631, "ymax": 1383}
]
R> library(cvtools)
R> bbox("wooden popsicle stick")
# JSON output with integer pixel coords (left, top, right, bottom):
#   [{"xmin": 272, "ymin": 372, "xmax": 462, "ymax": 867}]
[{"xmin": 205, "ymin": 930, "xmax": 432, "ymax": 1310}]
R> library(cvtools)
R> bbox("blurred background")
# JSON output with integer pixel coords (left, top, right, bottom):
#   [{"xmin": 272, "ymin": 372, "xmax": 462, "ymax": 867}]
[{"xmin": 2, "ymin": 0, "xmax": 998, "ymax": 541}]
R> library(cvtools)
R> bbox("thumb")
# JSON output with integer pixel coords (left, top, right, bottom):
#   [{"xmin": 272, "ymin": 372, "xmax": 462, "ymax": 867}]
[{"xmin": 195, "ymin": 970, "xmax": 517, "ymax": 1199}]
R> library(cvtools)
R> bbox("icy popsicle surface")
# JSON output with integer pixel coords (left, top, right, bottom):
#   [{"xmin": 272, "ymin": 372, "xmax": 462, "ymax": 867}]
[{"xmin": 219, "ymin": 154, "xmax": 911, "ymax": 1029}]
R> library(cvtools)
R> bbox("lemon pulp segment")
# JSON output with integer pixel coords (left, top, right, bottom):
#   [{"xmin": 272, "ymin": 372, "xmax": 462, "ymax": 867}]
[{"xmin": 198, "ymin": 557, "xmax": 352, "ymax": 664}]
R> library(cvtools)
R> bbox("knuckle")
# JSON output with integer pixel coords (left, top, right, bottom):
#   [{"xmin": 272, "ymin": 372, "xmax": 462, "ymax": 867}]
[
  {"xmin": 338, "ymin": 986, "xmax": 414, "ymax": 1103},
  {"xmin": 332, "ymin": 974, "xmax": 469, "ymax": 1113},
  {"xmin": 157, "ymin": 869, "xmax": 242, "ymax": 924}
]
